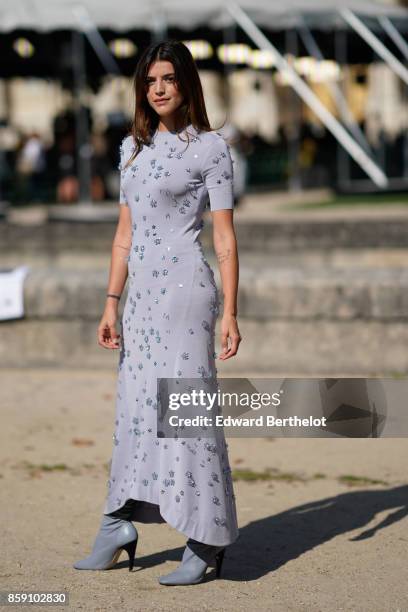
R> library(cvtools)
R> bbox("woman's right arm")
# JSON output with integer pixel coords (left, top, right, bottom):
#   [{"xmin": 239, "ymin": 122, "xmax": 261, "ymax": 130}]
[{"xmin": 97, "ymin": 205, "xmax": 132, "ymax": 349}]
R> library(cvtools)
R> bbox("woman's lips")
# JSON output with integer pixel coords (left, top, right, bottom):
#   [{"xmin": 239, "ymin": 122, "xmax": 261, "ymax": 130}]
[{"xmin": 155, "ymin": 99, "xmax": 169, "ymax": 105}]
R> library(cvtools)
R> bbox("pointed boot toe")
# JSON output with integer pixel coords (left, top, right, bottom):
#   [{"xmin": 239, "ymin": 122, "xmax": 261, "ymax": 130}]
[
  {"xmin": 73, "ymin": 514, "xmax": 138, "ymax": 571},
  {"xmin": 158, "ymin": 541, "xmax": 226, "ymax": 586}
]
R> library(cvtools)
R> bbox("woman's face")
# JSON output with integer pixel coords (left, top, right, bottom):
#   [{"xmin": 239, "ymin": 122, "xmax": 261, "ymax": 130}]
[{"xmin": 145, "ymin": 60, "xmax": 184, "ymax": 120}]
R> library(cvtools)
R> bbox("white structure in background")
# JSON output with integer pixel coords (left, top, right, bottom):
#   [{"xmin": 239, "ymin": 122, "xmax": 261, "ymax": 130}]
[
  {"xmin": 228, "ymin": 69, "xmax": 280, "ymax": 142},
  {"xmin": 91, "ymin": 75, "xmax": 133, "ymax": 130},
  {"xmin": 198, "ymin": 70, "xmax": 228, "ymax": 130},
  {"xmin": 0, "ymin": 265, "xmax": 30, "ymax": 321},
  {"xmin": 365, "ymin": 62, "xmax": 408, "ymax": 146},
  {"xmin": 1, "ymin": 78, "xmax": 70, "ymax": 141},
  {"xmin": 0, "ymin": 75, "xmax": 134, "ymax": 138}
]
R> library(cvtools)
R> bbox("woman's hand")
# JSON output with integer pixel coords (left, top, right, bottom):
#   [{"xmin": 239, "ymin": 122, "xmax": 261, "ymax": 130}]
[
  {"xmin": 97, "ymin": 304, "xmax": 121, "ymax": 349},
  {"xmin": 218, "ymin": 313, "xmax": 242, "ymax": 360}
]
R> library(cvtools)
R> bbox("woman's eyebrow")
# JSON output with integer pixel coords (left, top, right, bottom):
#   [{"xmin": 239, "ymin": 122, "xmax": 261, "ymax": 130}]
[{"xmin": 146, "ymin": 73, "xmax": 175, "ymax": 79}]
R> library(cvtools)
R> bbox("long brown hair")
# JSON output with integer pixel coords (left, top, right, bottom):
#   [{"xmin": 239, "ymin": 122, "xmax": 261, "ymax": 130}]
[{"xmin": 124, "ymin": 39, "xmax": 225, "ymax": 168}]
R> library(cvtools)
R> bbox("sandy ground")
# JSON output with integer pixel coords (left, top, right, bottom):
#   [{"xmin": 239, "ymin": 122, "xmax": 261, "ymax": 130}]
[{"xmin": 1, "ymin": 368, "xmax": 407, "ymax": 612}]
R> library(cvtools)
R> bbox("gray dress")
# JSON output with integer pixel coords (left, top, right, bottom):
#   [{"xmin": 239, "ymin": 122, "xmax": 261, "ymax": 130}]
[{"xmin": 103, "ymin": 123, "xmax": 239, "ymax": 546}]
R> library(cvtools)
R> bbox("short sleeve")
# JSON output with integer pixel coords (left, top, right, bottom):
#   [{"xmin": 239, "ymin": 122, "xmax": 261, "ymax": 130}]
[
  {"xmin": 118, "ymin": 138, "xmax": 128, "ymax": 206},
  {"xmin": 201, "ymin": 134, "xmax": 234, "ymax": 211}
]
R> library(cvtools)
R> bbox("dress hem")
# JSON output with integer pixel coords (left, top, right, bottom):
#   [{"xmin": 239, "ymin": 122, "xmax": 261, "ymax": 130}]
[{"xmin": 103, "ymin": 491, "xmax": 239, "ymax": 547}]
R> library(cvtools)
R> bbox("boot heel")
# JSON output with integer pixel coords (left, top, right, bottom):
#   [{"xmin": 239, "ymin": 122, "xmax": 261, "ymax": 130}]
[
  {"xmin": 122, "ymin": 537, "xmax": 138, "ymax": 571},
  {"xmin": 215, "ymin": 548, "xmax": 225, "ymax": 578}
]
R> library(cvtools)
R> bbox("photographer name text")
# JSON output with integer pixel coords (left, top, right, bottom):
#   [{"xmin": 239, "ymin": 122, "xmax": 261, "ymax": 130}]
[{"xmin": 167, "ymin": 415, "xmax": 327, "ymax": 428}]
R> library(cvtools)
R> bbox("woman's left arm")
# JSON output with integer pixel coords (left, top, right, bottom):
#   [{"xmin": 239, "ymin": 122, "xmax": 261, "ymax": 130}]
[{"xmin": 212, "ymin": 209, "xmax": 242, "ymax": 360}]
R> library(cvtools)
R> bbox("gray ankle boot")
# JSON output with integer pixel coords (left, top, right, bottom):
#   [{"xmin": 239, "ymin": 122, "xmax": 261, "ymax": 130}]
[
  {"xmin": 73, "ymin": 514, "xmax": 138, "ymax": 571},
  {"xmin": 158, "ymin": 539, "xmax": 226, "ymax": 585}
]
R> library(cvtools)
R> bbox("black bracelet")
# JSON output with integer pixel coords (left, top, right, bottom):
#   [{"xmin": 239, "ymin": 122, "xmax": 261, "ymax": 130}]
[{"xmin": 106, "ymin": 293, "xmax": 121, "ymax": 300}]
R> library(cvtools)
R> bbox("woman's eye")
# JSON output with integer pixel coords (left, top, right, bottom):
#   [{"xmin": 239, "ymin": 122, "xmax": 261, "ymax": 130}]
[{"xmin": 145, "ymin": 76, "xmax": 176, "ymax": 88}]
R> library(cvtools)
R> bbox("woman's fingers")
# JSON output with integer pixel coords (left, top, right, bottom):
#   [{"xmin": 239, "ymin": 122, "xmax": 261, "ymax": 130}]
[
  {"xmin": 109, "ymin": 324, "xmax": 121, "ymax": 348},
  {"xmin": 97, "ymin": 324, "xmax": 108, "ymax": 347},
  {"xmin": 218, "ymin": 330, "xmax": 241, "ymax": 360},
  {"xmin": 220, "ymin": 331, "xmax": 229, "ymax": 357},
  {"xmin": 228, "ymin": 333, "xmax": 241, "ymax": 356},
  {"xmin": 97, "ymin": 322, "xmax": 121, "ymax": 349}
]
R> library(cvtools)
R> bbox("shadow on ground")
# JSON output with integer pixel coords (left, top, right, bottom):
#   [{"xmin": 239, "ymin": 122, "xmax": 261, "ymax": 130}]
[{"xmin": 116, "ymin": 485, "xmax": 408, "ymax": 582}]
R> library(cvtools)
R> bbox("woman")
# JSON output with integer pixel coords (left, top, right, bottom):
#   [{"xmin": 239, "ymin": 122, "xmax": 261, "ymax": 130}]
[{"xmin": 73, "ymin": 39, "xmax": 242, "ymax": 586}]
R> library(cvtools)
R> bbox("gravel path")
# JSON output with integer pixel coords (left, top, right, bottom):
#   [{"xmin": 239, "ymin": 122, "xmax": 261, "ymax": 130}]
[{"xmin": 1, "ymin": 368, "xmax": 407, "ymax": 612}]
